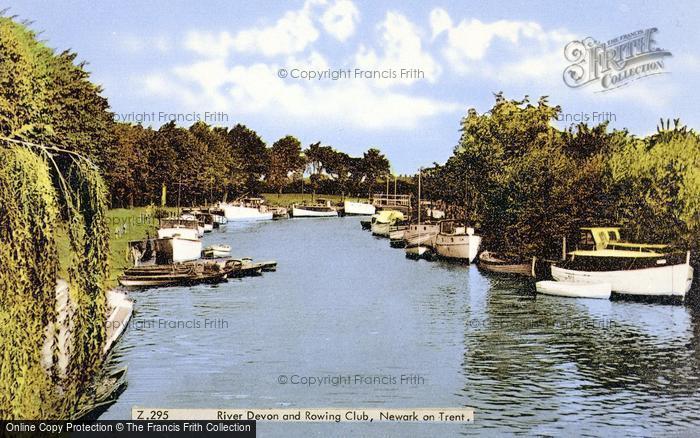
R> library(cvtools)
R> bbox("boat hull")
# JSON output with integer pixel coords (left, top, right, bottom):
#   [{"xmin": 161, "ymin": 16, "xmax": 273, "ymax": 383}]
[
  {"xmin": 478, "ymin": 251, "xmax": 533, "ymax": 276},
  {"xmin": 404, "ymin": 224, "xmax": 439, "ymax": 248},
  {"xmin": 536, "ymin": 281, "xmax": 611, "ymax": 299},
  {"xmin": 221, "ymin": 205, "xmax": 273, "ymax": 221},
  {"xmin": 170, "ymin": 237, "xmax": 202, "ymax": 263},
  {"xmin": 551, "ymin": 263, "xmax": 693, "ymax": 298},
  {"xmin": 343, "ymin": 201, "xmax": 376, "ymax": 216},
  {"xmin": 292, "ymin": 207, "xmax": 338, "ymax": 217},
  {"xmin": 371, "ymin": 222, "xmax": 391, "ymax": 237},
  {"xmin": 434, "ymin": 234, "xmax": 481, "ymax": 263}
]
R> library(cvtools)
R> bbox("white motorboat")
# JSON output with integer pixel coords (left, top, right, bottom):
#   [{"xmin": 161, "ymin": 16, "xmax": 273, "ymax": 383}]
[
  {"xmin": 203, "ymin": 244, "xmax": 231, "ymax": 258},
  {"xmin": 536, "ymin": 281, "xmax": 611, "ymax": 299},
  {"xmin": 343, "ymin": 200, "xmax": 376, "ymax": 216},
  {"xmin": 404, "ymin": 223, "xmax": 439, "ymax": 248},
  {"xmin": 219, "ymin": 198, "xmax": 273, "ymax": 221},
  {"xmin": 434, "ymin": 220, "xmax": 481, "ymax": 263},
  {"xmin": 158, "ymin": 218, "xmax": 203, "ymax": 239},
  {"xmin": 292, "ymin": 199, "xmax": 338, "ymax": 217},
  {"xmin": 156, "ymin": 236, "xmax": 202, "ymax": 263},
  {"xmin": 551, "ymin": 227, "xmax": 694, "ymax": 299}
]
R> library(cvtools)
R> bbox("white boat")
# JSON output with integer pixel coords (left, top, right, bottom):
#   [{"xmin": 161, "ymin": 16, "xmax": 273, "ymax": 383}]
[
  {"xmin": 203, "ymin": 244, "xmax": 231, "ymax": 258},
  {"xmin": 404, "ymin": 223, "xmax": 439, "ymax": 248},
  {"xmin": 343, "ymin": 200, "xmax": 376, "ymax": 216},
  {"xmin": 536, "ymin": 281, "xmax": 611, "ymax": 299},
  {"xmin": 551, "ymin": 227, "xmax": 694, "ymax": 299},
  {"xmin": 219, "ymin": 198, "xmax": 273, "ymax": 221},
  {"xmin": 434, "ymin": 220, "xmax": 481, "ymax": 262},
  {"xmin": 157, "ymin": 236, "xmax": 202, "ymax": 263},
  {"xmin": 292, "ymin": 199, "xmax": 338, "ymax": 217},
  {"xmin": 371, "ymin": 210, "xmax": 404, "ymax": 237},
  {"xmin": 158, "ymin": 218, "xmax": 202, "ymax": 239},
  {"xmin": 211, "ymin": 213, "xmax": 227, "ymax": 225}
]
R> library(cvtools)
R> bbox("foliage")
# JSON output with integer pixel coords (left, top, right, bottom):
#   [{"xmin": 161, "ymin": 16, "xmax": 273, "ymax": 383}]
[
  {"xmin": 0, "ymin": 142, "xmax": 109, "ymax": 419},
  {"xmin": 430, "ymin": 95, "xmax": 700, "ymax": 259}
]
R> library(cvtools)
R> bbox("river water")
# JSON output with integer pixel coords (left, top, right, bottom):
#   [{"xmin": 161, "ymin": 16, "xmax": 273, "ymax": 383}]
[{"xmin": 101, "ymin": 216, "xmax": 700, "ymax": 436}]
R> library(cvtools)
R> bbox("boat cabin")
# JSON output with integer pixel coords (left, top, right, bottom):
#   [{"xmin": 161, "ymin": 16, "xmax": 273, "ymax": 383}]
[
  {"xmin": 160, "ymin": 218, "xmax": 200, "ymax": 230},
  {"xmin": 577, "ymin": 227, "xmax": 621, "ymax": 251},
  {"xmin": 439, "ymin": 220, "xmax": 475, "ymax": 236}
]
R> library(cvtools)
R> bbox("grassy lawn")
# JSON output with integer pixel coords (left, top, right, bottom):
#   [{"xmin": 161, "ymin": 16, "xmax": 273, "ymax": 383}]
[{"xmin": 261, "ymin": 193, "xmax": 369, "ymax": 207}]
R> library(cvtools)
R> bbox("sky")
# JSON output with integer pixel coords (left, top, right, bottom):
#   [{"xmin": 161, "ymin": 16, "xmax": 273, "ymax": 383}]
[{"xmin": 10, "ymin": 0, "xmax": 700, "ymax": 173}]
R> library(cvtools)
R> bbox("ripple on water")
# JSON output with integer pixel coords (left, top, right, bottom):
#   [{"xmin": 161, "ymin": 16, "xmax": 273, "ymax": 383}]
[{"xmin": 101, "ymin": 218, "xmax": 700, "ymax": 435}]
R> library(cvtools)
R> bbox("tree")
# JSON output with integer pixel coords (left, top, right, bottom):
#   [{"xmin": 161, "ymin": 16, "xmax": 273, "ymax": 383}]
[
  {"xmin": 360, "ymin": 148, "xmax": 390, "ymax": 197},
  {"xmin": 226, "ymin": 124, "xmax": 269, "ymax": 195},
  {"xmin": 267, "ymin": 135, "xmax": 304, "ymax": 196}
]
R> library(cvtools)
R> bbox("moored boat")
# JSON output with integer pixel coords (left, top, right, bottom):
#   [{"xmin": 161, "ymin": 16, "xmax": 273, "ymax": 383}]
[
  {"xmin": 551, "ymin": 227, "xmax": 694, "ymax": 300},
  {"xmin": 403, "ymin": 222, "xmax": 439, "ymax": 248},
  {"xmin": 371, "ymin": 210, "xmax": 404, "ymax": 237},
  {"xmin": 536, "ymin": 280, "xmax": 611, "ymax": 299},
  {"xmin": 434, "ymin": 220, "xmax": 481, "ymax": 262},
  {"xmin": 219, "ymin": 197, "xmax": 273, "ymax": 221},
  {"xmin": 344, "ymin": 200, "xmax": 376, "ymax": 216},
  {"xmin": 389, "ymin": 225, "xmax": 409, "ymax": 247},
  {"xmin": 202, "ymin": 244, "xmax": 231, "ymax": 258},
  {"xmin": 478, "ymin": 251, "xmax": 533, "ymax": 276},
  {"xmin": 158, "ymin": 217, "xmax": 203, "ymax": 239},
  {"xmin": 291, "ymin": 199, "xmax": 338, "ymax": 217}
]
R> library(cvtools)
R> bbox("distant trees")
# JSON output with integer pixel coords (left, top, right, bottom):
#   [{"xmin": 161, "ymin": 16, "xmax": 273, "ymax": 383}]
[{"xmin": 268, "ymin": 135, "xmax": 305, "ymax": 196}]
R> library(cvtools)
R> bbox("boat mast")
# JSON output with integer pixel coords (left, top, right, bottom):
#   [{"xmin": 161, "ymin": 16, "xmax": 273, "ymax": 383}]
[{"xmin": 418, "ymin": 168, "xmax": 422, "ymax": 243}]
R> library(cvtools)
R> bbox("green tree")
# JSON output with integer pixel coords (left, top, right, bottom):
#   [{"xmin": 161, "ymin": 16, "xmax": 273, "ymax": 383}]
[{"xmin": 268, "ymin": 135, "xmax": 304, "ymax": 196}]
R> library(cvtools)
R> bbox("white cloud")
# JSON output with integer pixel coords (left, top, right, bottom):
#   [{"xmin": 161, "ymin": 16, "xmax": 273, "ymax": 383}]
[
  {"xmin": 231, "ymin": 7, "xmax": 320, "ymax": 57},
  {"xmin": 321, "ymin": 0, "xmax": 360, "ymax": 41},
  {"xmin": 141, "ymin": 61, "xmax": 459, "ymax": 130},
  {"xmin": 355, "ymin": 11, "xmax": 441, "ymax": 86},
  {"xmin": 429, "ymin": 8, "xmax": 452, "ymax": 39},
  {"xmin": 429, "ymin": 8, "xmax": 576, "ymax": 87}
]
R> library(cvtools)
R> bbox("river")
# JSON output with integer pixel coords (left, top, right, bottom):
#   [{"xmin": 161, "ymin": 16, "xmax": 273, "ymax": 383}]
[{"xmin": 100, "ymin": 216, "xmax": 700, "ymax": 436}]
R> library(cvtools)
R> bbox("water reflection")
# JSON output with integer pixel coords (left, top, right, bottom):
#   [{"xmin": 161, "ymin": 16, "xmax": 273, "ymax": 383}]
[{"xmin": 101, "ymin": 217, "xmax": 700, "ymax": 436}]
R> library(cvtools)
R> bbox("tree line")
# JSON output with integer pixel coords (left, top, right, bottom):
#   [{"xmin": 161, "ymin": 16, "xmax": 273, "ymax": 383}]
[
  {"xmin": 421, "ymin": 93, "xmax": 700, "ymax": 259},
  {"xmin": 103, "ymin": 122, "xmax": 392, "ymax": 208}
]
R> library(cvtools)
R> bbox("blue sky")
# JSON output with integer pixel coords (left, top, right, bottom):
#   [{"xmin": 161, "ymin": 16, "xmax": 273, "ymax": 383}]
[{"xmin": 10, "ymin": 0, "xmax": 700, "ymax": 173}]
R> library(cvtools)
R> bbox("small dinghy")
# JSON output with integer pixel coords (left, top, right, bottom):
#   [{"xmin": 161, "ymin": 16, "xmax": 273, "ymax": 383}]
[
  {"xmin": 536, "ymin": 281, "xmax": 611, "ymax": 300},
  {"xmin": 203, "ymin": 244, "xmax": 231, "ymax": 258}
]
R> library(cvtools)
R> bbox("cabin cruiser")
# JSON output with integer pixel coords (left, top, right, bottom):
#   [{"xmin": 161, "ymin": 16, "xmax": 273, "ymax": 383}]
[
  {"xmin": 434, "ymin": 220, "xmax": 481, "ymax": 262},
  {"xmin": 291, "ymin": 199, "xmax": 338, "ymax": 217},
  {"xmin": 343, "ymin": 200, "xmax": 376, "ymax": 216},
  {"xmin": 219, "ymin": 197, "xmax": 273, "ymax": 221},
  {"xmin": 551, "ymin": 227, "xmax": 693, "ymax": 300},
  {"xmin": 159, "ymin": 218, "xmax": 202, "ymax": 239},
  {"xmin": 404, "ymin": 222, "xmax": 440, "ymax": 248}
]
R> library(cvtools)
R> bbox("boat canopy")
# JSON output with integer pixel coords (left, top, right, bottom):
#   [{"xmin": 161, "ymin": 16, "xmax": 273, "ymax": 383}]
[
  {"xmin": 375, "ymin": 210, "xmax": 404, "ymax": 224},
  {"xmin": 577, "ymin": 227, "xmax": 672, "ymax": 251}
]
